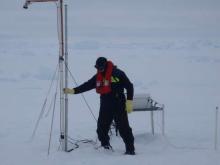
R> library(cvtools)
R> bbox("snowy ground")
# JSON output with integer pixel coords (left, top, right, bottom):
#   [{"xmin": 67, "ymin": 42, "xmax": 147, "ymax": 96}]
[{"xmin": 0, "ymin": 0, "xmax": 220, "ymax": 165}]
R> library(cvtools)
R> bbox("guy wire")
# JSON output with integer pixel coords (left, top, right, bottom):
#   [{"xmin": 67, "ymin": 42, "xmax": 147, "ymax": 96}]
[{"xmin": 64, "ymin": 62, "xmax": 98, "ymax": 123}]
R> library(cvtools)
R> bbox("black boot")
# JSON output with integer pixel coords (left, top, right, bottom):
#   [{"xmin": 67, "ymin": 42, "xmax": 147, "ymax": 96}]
[
  {"xmin": 124, "ymin": 150, "xmax": 135, "ymax": 155},
  {"xmin": 103, "ymin": 145, "xmax": 112, "ymax": 150},
  {"xmin": 125, "ymin": 143, "xmax": 135, "ymax": 155},
  {"xmin": 101, "ymin": 142, "xmax": 113, "ymax": 150}
]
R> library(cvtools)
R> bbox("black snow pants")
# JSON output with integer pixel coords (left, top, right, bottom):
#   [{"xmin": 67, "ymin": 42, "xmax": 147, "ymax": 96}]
[{"xmin": 96, "ymin": 93, "xmax": 135, "ymax": 152}]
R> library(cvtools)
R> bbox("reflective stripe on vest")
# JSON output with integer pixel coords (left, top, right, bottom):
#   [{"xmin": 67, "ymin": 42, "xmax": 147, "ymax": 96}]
[{"xmin": 111, "ymin": 76, "xmax": 120, "ymax": 83}]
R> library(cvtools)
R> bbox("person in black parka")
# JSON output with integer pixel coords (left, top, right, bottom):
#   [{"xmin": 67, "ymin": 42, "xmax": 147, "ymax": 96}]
[{"xmin": 64, "ymin": 57, "xmax": 135, "ymax": 155}]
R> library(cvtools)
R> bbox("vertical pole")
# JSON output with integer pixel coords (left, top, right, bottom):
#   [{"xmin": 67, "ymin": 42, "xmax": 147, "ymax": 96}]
[
  {"xmin": 59, "ymin": 0, "xmax": 65, "ymax": 60},
  {"xmin": 162, "ymin": 105, "xmax": 165, "ymax": 136},
  {"xmin": 215, "ymin": 106, "xmax": 219, "ymax": 150},
  {"xmin": 58, "ymin": 0, "xmax": 66, "ymax": 151},
  {"xmin": 22, "ymin": 0, "xmax": 69, "ymax": 152},
  {"xmin": 64, "ymin": 4, "xmax": 68, "ymax": 152},
  {"xmin": 151, "ymin": 111, "xmax": 154, "ymax": 135}
]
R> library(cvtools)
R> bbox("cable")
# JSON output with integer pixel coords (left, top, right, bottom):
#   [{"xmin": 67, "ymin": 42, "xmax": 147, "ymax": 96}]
[
  {"xmin": 47, "ymin": 88, "xmax": 58, "ymax": 155},
  {"xmin": 46, "ymin": 63, "xmax": 59, "ymax": 98},
  {"xmin": 31, "ymin": 63, "xmax": 59, "ymax": 140},
  {"xmin": 64, "ymin": 63, "xmax": 98, "ymax": 122},
  {"xmin": 48, "ymin": 68, "xmax": 60, "ymax": 156},
  {"xmin": 68, "ymin": 136, "xmax": 97, "ymax": 145},
  {"xmin": 44, "ymin": 64, "xmax": 60, "ymax": 117}
]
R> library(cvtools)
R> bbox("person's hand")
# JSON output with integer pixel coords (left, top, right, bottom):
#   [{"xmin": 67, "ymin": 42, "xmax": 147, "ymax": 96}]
[
  {"xmin": 126, "ymin": 100, "xmax": 133, "ymax": 113},
  {"xmin": 63, "ymin": 88, "xmax": 75, "ymax": 94}
]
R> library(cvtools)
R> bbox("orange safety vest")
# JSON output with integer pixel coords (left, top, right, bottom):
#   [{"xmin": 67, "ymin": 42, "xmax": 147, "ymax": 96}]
[{"xmin": 96, "ymin": 61, "xmax": 113, "ymax": 94}]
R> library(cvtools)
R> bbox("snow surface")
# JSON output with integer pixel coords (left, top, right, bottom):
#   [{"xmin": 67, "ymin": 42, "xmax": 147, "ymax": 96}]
[{"xmin": 0, "ymin": 0, "xmax": 220, "ymax": 165}]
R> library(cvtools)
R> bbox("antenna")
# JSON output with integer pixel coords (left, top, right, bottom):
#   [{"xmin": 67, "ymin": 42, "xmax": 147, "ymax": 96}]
[{"xmin": 23, "ymin": 0, "xmax": 69, "ymax": 152}]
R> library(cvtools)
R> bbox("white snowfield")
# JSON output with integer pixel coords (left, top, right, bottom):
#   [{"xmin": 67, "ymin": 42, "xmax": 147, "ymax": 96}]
[{"xmin": 0, "ymin": 0, "xmax": 220, "ymax": 165}]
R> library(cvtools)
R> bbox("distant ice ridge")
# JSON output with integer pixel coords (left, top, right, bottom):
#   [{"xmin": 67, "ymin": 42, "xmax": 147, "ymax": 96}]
[{"xmin": 71, "ymin": 39, "xmax": 220, "ymax": 51}]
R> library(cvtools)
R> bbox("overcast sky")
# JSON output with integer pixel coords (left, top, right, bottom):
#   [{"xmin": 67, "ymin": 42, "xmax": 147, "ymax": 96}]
[{"xmin": 0, "ymin": 0, "xmax": 219, "ymax": 38}]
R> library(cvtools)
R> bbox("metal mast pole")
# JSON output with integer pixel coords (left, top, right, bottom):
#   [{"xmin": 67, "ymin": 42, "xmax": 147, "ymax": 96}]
[
  {"xmin": 64, "ymin": 4, "xmax": 69, "ymax": 152},
  {"xmin": 58, "ymin": 0, "xmax": 67, "ymax": 151},
  {"xmin": 23, "ymin": 0, "xmax": 68, "ymax": 152},
  {"xmin": 215, "ymin": 106, "xmax": 219, "ymax": 150}
]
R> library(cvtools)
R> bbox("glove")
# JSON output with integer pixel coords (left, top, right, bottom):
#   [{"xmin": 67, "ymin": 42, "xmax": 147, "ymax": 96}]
[
  {"xmin": 63, "ymin": 88, "xmax": 75, "ymax": 94},
  {"xmin": 126, "ymin": 100, "xmax": 133, "ymax": 113}
]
